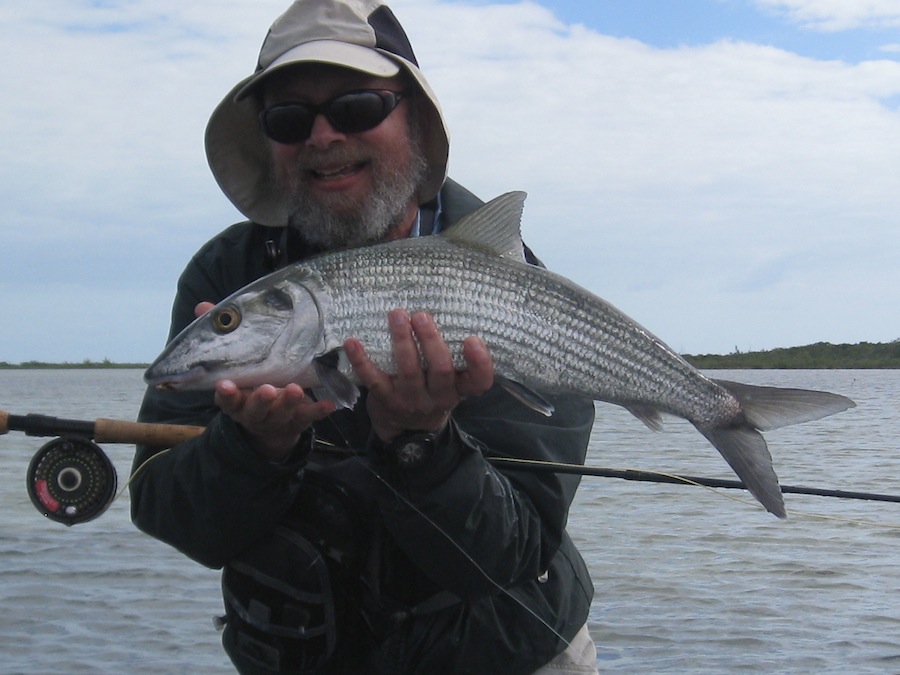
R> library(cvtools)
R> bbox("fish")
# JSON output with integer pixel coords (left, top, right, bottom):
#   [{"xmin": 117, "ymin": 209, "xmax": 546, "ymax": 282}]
[{"xmin": 145, "ymin": 191, "xmax": 856, "ymax": 518}]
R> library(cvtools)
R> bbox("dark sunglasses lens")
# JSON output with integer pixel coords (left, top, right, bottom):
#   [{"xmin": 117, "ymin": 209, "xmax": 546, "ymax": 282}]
[
  {"xmin": 327, "ymin": 91, "xmax": 393, "ymax": 133},
  {"xmin": 261, "ymin": 105, "xmax": 315, "ymax": 144},
  {"xmin": 259, "ymin": 91, "xmax": 401, "ymax": 143}
]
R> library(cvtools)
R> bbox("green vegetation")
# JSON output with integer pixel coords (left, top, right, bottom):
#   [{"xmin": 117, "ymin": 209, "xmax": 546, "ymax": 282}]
[
  {"xmin": 2, "ymin": 341, "xmax": 898, "ymax": 370},
  {"xmin": 684, "ymin": 341, "xmax": 900, "ymax": 369}
]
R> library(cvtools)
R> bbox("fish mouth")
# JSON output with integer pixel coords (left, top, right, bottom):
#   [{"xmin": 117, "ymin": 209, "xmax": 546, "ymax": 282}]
[{"xmin": 144, "ymin": 364, "xmax": 211, "ymax": 390}]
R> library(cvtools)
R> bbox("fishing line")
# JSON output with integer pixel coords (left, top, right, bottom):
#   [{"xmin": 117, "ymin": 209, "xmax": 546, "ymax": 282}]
[
  {"xmin": 356, "ymin": 453, "xmax": 571, "ymax": 649},
  {"xmin": 114, "ymin": 444, "xmax": 900, "ymax": 533},
  {"xmin": 556, "ymin": 462, "xmax": 900, "ymax": 530},
  {"xmin": 671, "ymin": 474, "xmax": 900, "ymax": 528},
  {"xmin": 315, "ymin": 416, "xmax": 573, "ymax": 650},
  {"xmin": 780, "ymin": 508, "xmax": 900, "ymax": 528},
  {"xmin": 615, "ymin": 466, "xmax": 765, "ymax": 512},
  {"xmin": 113, "ymin": 446, "xmax": 175, "ymax": 503}
]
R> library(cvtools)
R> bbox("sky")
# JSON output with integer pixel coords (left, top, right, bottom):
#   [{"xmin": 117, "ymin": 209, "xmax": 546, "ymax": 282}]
[{"xmin": 1, "ymin": 0, "xmax": 898, "ymax": 364}]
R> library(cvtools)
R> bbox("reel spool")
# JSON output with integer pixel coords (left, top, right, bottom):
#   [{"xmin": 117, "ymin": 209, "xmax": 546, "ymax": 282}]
[{"xmin": 26, "ymin": 436, "xmax": 117, "ymax": 526}]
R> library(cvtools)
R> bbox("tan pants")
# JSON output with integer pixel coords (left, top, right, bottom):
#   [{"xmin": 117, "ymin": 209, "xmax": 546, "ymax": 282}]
[{"xmin": 531, "ymin": 623, "xmax": 598, "ymax": 674}]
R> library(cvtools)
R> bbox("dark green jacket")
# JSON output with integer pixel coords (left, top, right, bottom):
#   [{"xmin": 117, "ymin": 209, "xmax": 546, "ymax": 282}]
[{"xmin": 132, "ymin": 180, "xmax": 596, "ymax": 674}]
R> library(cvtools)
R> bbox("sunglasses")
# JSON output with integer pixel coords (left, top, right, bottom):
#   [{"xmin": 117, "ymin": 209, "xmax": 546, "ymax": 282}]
[{"xmin": 259, "ymin": 89, "xmax": 407, "ymax": 144}]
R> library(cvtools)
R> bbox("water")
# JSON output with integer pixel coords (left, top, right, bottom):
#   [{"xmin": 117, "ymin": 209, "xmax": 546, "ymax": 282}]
[{"xmin": 1, "ymin": 369, "xmax": 897, "ymax": 673}]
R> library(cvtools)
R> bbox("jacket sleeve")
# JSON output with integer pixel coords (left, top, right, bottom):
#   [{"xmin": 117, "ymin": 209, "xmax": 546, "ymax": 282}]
[
  {"xmin": 130, "ymin": 225, "xmax": 305, "ymax": 568},
  {"xmin": 373, "ymin": 384, "xmax": 595, "ymax": 600}
]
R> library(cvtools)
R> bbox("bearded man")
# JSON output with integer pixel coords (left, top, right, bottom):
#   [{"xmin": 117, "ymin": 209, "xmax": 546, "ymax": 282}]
[{"xmin": 132, "ymin": 1, "xmax": 598, "ymax": 673}]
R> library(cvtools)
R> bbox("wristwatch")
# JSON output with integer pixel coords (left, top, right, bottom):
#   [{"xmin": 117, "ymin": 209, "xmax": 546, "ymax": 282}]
[{"xmin": 384, "ymin": 430, "xmax": 439, "ymax": 468}]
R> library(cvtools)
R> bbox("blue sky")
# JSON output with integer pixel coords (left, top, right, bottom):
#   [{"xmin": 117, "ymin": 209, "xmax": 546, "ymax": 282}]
[
  {"xmin": 474, "ymin": 0, "xmax": 900, "ymax": 60},
  {"xmin": 1, "ymin": 0, "xmax": 898, "ymax": 363}
]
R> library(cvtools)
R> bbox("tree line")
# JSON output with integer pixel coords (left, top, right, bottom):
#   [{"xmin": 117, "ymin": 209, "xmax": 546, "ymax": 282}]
[
  {"xmin": 683, "ymin": 341, "xmax": 900, "ymax": 369},
  {"xmin": 2, "ymin": 341, "xmax": 899, "ymax": 370}
]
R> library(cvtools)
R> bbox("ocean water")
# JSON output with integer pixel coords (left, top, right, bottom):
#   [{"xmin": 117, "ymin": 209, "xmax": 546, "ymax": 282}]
[{"xmin": 0, "ymin": 368, "xmax": 897, "ymax": 673}]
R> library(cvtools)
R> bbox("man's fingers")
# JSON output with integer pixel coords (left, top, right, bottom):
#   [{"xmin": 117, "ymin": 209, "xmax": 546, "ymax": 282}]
[
  {"xmin": 388, "ymin": 309, "xmax": 425, "ymax": 382},
  {"xmin": 195, "ymin": 301, "xmax": 216, "ymax": 318},
  {"xmin": 344, "ymin": 338, "xmax": 387, "ymax": 391},
  {"xmin": 458, "ymin": 336, "xmax": 495, "ymax": 397},
  {"xmin": 344, "ymin": 310, "xmax": 496, "ymax": 441},
  {"xmin": 410, "ymin": 312, "xmax": 457, "ymax": 401},
  {"xmin": 242, "ymin": 384, "xmax": 280, "ymax": 423},
  {"xmin": 214, "ymin": 379, "xmax": 244, "ymax": 415}
]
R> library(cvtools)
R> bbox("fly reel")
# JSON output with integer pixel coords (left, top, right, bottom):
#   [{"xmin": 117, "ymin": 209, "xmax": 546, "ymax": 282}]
[{"xmin": 26, "ymin": 436, "xmax": 117, "ymax": 526}]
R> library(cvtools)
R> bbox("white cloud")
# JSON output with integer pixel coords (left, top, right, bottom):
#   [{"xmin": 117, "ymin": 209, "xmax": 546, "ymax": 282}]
[
  {"xmin": 1, "ymin": 0, "xmax": 899, "ymax": 360},
  {"xmin": 752, "ymin": 0, "xmax": 900, "ymax": 31}
]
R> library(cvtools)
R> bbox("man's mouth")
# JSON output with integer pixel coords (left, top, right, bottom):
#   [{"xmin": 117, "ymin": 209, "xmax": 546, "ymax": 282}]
[{"xmin": 309, "ymin": 161, "xmax": 368, "ymax": 181}]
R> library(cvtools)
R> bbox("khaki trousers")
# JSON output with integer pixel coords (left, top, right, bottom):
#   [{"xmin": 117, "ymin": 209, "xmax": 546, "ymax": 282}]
[{"xmin": 531, "ymin": 623, "xmax": 598, "ymax": 674}]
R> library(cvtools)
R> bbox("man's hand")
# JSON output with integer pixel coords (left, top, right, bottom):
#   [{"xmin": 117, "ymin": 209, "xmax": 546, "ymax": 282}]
[
  {"xmin": 194, "ymin": 302, "xmax": 334, "ymax": 461},
  {"xmin": 344, "ymin": 309, "xmax": 494, "ymax": 442},
  {"xmin": 214, "ymin": 381, "xmax": 335, "ymax": 461}
]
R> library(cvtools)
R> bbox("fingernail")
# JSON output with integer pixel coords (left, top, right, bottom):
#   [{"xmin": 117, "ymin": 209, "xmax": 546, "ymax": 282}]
[
  {"xmin": 389, "ymin": 309, "xmax": 408, "ymax": 326},
  {"xmin": 217, "ymin": 379, "xmax": 236, "ymax": 394}
]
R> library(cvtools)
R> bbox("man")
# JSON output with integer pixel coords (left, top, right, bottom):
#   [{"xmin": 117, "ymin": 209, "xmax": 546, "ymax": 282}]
[{"xmin": 132, "ymin": 1, "xmax": 598, "ymax": 672}]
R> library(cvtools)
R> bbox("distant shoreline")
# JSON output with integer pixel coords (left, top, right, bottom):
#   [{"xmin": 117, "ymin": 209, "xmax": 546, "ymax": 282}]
[
  {"xmin": 682, "ymin": 341, "xmax": 898, "ymax": 369},
  {"xmin": 0, "ymin": 360, "xmax": 149, "ymax": 370},
  {"xmin": 2, "ymin": 341, "xmax": 898, "ymax": 370}
]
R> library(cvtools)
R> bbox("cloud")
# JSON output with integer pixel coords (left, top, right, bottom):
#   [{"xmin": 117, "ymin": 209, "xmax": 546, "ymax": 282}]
[
  {"xmin": 1, "ymin": 0, "xmax": 899, "ymax": 361},
  {"xmin": 752, "ymin": 0, "xmax": 900, "ymax": 31},
  {"xmin": 399, "ymin": 1, "xmax": 900, "ymax": 351}
]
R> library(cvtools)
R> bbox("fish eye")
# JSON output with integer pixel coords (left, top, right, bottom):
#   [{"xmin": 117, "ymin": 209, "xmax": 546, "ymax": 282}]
[{"xmin": 212, "ymin": 306, "xmax": 241, "ymax": 333}]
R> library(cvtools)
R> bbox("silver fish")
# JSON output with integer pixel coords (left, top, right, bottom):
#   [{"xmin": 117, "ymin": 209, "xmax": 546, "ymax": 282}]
[{"xmin": 145, "ymin": 192, "xmax": 855, "ymax": 518}]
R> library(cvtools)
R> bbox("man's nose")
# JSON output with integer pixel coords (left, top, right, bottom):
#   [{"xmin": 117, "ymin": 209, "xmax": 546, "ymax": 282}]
[{"xmin": 305, "ymin": 113, "xmax": 346, "ymax": 149}]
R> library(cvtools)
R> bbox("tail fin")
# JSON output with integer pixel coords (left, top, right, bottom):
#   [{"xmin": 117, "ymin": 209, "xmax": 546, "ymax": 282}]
[
  {"xmin": 697, "ymin": 424, "xmax": 787, "ymax": 518},
  {"xmin": 714, "ymin": 379, "xmax": 855, "ymax": 431},
  {"xmin": 698, "ymin": 381, "xmax": 855, "ymax": 519}
]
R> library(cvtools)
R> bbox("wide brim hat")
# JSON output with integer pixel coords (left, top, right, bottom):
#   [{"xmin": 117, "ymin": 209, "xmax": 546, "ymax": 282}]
[{"xmin": 205, "ymin": 0, "xmax": 449, "ymax": 227}]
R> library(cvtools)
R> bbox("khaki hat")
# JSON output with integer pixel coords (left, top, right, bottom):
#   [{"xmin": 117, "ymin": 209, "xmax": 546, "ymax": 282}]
[{"xmin": 205, "ymin": 0, "xmax": 449, "ymax": 226}]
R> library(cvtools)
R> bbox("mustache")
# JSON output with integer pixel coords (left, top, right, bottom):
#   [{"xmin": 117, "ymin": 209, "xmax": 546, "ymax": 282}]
[{"xmin": 293, "ymin": 146, "xmax": 370, "ymax": 172}]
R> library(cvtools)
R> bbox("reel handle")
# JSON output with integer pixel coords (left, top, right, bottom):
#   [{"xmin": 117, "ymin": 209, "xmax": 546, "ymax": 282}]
[
  {"xmin": 1, "ymin": 408, "xmax": 204, "ymax": 448},
  {"xmin": 93, "ymin": 418, "xmax": 204, "ymax": 446}
]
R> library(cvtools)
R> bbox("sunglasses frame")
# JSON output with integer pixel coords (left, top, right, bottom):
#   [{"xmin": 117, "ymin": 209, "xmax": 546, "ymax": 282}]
[{"xmin": 258, "ymin": 89, "xmax": 408, "ymax": 144}]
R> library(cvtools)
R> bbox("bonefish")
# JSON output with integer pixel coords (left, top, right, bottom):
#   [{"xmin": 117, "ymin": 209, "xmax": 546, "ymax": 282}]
[{"xmin": 145, "ymin": 192, "xmax": 855, "ymax": 517}]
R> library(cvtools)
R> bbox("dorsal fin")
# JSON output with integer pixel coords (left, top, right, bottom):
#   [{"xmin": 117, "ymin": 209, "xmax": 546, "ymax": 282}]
[{"xmin": 441, "ymin": 191, "xmax": 527, "ymax": 261}]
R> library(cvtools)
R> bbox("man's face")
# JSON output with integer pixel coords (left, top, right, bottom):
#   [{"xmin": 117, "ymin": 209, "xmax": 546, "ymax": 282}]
[{"xmin": 261, "ymin": 65, "xmax": 427, "ymax": 249}]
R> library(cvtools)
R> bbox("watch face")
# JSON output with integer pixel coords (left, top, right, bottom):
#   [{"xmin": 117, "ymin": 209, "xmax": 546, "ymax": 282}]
[
  {"xmin": 395, "ymin": 440, "xmax": 428, "ymax": 467},
  {"xmin": 390, "ymin": 432, "xmax": 437, "ymax": 468}
]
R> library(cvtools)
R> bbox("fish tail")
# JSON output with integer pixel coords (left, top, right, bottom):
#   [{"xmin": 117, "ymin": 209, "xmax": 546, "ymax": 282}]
[
  {"xmin": 713, "ymin": 379, "xmax": 856, "ymax": 431},
  {"xmin": 696, "ymin": 424, "xmax": 787, "ymax": 518},
  {"xmin": 697, "ymin": 381, "xmax": 855, "ymax": 518}
]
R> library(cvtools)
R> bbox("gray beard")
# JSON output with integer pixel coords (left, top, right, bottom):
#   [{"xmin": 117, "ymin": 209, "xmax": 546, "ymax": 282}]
[{"xmin": 285, "ymin": 146, "xmax": 428, "ymax": 250}]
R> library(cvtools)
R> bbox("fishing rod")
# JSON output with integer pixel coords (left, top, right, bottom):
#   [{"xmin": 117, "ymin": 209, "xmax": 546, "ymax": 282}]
[
  {"xmin": 3, "ymin": 408, "xmax": 898, "ymax": 525},
  {"xmin": 0, "ymin": 409, "xmax": 204, "ymax": 446},
  {"xmin": 1, "ymin": 408, "xmax": 203, "ymax": 526},
  {"xmin": 488, "ymin": 458, "xmax": 900, "ymax": 505}
]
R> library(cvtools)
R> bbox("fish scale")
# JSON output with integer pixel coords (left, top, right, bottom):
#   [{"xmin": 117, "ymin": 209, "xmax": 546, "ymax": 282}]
[
  {"xmin": 145, "ymin": 191, "xmax": 856, "ymax": 518},
  {"xmin": 307, "ymin": 236, "xmax": 734, "ymax": 426}
]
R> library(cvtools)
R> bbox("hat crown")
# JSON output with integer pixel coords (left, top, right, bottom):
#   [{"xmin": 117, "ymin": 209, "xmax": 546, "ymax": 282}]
[{"xmin": 259, "ymin": 0, "xmax": 418, "ymax": 72}]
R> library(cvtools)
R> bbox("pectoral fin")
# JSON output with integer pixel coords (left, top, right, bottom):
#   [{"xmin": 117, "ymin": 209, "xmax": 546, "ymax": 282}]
[
  {"xmin": 497, "ymin": 376, "xmax": 555, "ymax": 417},
  {"xmin": 313, "ymin": 350, "xmax": 359, "ymax": 410}
]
